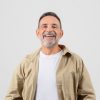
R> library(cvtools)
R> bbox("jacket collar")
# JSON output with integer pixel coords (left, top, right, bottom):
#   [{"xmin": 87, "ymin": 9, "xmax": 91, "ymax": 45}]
[
  {"xmin": 35, "ymin": 44, "xmax": 72, "ymax": 56},
  {"xmin": 58, "ymin": 44, "xmax": 72, "ymax": 56}
]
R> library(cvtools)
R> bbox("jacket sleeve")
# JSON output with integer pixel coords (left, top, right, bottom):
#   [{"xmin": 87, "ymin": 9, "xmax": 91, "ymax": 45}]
[
  {"xmin": 77, "ymin": 60, "xmax": 96, "ymax": 100},
  {"xmin": 5, "ymin": 60, "xmax": 25, "ymax": 100}
]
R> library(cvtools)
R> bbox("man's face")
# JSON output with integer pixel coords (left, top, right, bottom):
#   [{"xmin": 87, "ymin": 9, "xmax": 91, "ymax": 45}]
[{"xmin": 36, "ymin": 16, "xmax": 63, "ymax": 48}]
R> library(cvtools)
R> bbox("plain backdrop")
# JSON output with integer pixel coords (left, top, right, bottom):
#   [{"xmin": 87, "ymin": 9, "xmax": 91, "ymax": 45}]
[{"xmin": 1, "ymin": 0, "xmax": 100, "ymax": 99}]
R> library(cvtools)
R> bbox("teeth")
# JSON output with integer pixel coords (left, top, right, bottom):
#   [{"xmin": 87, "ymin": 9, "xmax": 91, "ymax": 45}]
[{"xmin": 45, "ymin": 35, "xmax": 54, "ymax": 36}]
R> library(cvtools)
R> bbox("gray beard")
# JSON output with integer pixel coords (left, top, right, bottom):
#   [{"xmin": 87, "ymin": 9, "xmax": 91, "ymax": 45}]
[{"xmin": 40, "ymin": 31, "xmax": 60, "ymax": 48}]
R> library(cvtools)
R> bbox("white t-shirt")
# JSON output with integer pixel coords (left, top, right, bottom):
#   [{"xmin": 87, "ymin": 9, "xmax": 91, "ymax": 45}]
[{"xmin": 36, "ymin": 50, "xmax": 62, "ymax": 100}]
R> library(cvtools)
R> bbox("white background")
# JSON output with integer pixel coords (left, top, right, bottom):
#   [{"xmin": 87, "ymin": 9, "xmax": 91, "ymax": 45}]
[{"xmin": 1, "ymin": 0, "xmax": 100, "ymax": 99}]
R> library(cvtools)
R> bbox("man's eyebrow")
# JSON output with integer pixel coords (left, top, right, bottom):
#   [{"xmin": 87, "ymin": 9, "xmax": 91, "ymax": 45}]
[
  {"xmin": 52, "ymin": 23, "xmax": 57, "ymax": 25},
  {"xmin": 41, "ymin": 23, "xmax": 58, "ymax": 25},
  {"xmin": 52, "ymin": 24, "xmax": 58, "ymax": 26},
  {"xmin": 40, "ymin": 23, "xmax": 59, "ymax": 27},
  {"xmin": 41, "ymin": 23, "xmax": 47, "ymax": 26}
]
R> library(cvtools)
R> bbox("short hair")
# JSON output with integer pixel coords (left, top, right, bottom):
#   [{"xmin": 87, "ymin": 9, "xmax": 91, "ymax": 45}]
[{"xmin": 38, "ymin": 12, "xmax": 62, "ymax": 29}]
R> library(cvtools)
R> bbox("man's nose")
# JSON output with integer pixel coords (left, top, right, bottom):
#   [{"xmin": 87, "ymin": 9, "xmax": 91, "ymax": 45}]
[{"xmin": 46, "ymin": 26, "xmax": 53, "ymax": 32}]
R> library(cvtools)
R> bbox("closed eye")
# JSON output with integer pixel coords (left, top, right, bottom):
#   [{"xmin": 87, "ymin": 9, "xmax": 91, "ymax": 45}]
[
  {"xmin": 52, "ymin": 24, "xmax": 58, "ymax": 29},
  {"xmin": 40, "ymin": 24, "xmax": 48, "ymax": 29}
]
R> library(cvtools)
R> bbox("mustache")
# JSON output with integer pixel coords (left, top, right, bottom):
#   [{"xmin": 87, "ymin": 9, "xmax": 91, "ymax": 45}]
[{"xmin": 42, "ymin": 31, "xmax": 56, "ymax": 36}]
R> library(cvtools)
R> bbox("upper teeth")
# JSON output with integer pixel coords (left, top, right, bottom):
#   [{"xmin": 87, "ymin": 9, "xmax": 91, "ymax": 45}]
[{"xmin": 45, "ymin": 35, "xmax": 54, "ymax": 36}]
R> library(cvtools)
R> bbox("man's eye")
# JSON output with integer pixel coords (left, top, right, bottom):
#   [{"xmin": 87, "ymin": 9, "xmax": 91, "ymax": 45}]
[
  {"xmin": 39, "ymin": 24, "xmax": 47, "ymax": 29},
  {"xmin": 52, "ymin": 26, "xmax": 57, "ymax": 28},
  {"xmin": 44, "ymin": 26, "xmax": 47, "ymax": 28}
]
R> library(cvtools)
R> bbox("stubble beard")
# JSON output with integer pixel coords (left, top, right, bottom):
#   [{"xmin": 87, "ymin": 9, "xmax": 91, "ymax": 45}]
[{"xmin": 39, "ymin": 31, "xmax": 60, "ymax": 48}]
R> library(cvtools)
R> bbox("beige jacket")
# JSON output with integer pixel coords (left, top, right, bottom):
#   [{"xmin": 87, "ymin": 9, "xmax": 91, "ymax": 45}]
[{"xmin": 5, "ymin": 45, "xmax": 96, "ymax": 100}]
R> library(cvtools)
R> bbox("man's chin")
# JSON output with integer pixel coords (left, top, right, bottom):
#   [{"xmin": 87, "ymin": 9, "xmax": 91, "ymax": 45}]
[{"xmin": 42, "ymin": 42, "xmax": 57, "ymax": 48}]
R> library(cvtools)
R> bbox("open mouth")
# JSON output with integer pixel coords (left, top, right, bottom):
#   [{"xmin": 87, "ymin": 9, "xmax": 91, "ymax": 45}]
[
  {"xmin": 42, "ymin": 31, "xmax": 56, "ymax": 40},
  {"xmin": 43, "ymin": 35, "xmax": 56, "ymax": 38}
]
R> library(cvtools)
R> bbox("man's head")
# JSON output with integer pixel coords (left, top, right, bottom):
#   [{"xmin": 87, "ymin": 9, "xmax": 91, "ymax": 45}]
[
  {"xmin": 38, "ymin": 12, "xmax": 62, "ymax": 29},
  {"xmin": 36, "ymin": 12, "xmax": 63, "ymax": 48}
]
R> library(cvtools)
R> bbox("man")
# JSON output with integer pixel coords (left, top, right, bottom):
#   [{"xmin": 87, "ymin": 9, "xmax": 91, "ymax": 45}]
[{"xmin": 5, "ymin": 12, "xmax": 96, "ymax": 100}]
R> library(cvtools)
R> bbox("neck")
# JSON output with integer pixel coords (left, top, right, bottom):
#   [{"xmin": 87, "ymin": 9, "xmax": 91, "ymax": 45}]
[{"xmin": 41, "ymin": 44, "xmax": 61, "ymax": 55}]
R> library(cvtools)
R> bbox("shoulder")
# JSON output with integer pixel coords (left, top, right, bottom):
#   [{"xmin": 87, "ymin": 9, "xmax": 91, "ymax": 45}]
[
  {"xmin": 61, "ymin": 44, "xmax": 84, "ymax": 67},
  {"xmin": 71, "ymin": 53, "xmax": 87, "ymax": 75},
  {"xmin": 66, "ymin": 51, "xmax": 85, "ymax": 70},
  {"xmin": 22, "ymin": 48, "xmax": 40, "ymax": 64},
  {"xmin": 13, "ymin": 48, "xmax": 40, "ymax": 78},
  {"xmin": 70, "ymin": 52, "xmax": 83, "ymax": 63},
  {"xmin": 16, "ymin": 48, "xmax": 40, "ymax": 72}
]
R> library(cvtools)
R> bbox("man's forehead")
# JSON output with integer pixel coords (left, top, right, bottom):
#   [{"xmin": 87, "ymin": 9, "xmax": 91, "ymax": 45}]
[{"xmin": 39, "ymin": 16, "xmax": 60, "ymax": 24}]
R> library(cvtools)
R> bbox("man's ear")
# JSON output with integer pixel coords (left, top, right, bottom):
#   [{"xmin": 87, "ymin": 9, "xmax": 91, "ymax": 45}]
[
  {"xmin": 36, "ymin": 29, "xmax": 39, "ymax": 36},
  {"xmin": 60, "ymin": 30, "xmax": 63, "ymax": 38}
]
